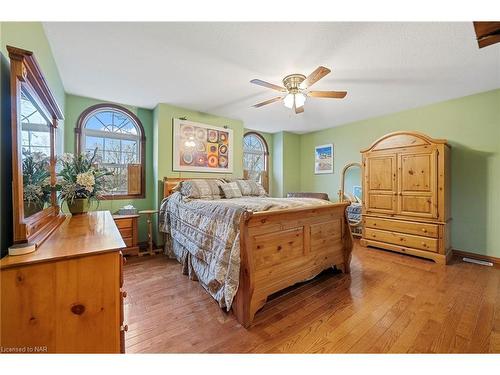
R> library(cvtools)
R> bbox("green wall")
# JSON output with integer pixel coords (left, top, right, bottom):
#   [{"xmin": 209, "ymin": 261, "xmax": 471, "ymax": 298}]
[
  {"xmin": 64, "ymin": 94, "xmax": 154, "ymax": 242},
  {"xmin": 272, "ymin": 131, "xmax": 302, "ymax": 197},
  {"xmin": 0, "ymin": 22, "xmax": 65, "ymax": 256},
  {"xmin": 272, "ymin": 132, "xmax": 284, "ymax": 197},
  {"xmin": 300, "ymin": 89, "xmax": 500, "ymax": 257}
]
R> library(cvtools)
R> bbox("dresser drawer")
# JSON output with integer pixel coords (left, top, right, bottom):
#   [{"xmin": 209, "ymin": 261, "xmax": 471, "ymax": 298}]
[
  {"xmin": 119, "ymin": 227, "xmax": 133, "ymax": 238},
  {"xmin": 122, "ymin": 237, "xmax": 133, "ymax": 248},
  {"xmin": 364, "ymin": 217, "xmax": 439, "ymax": 238},
  {"xmin": 365, "ymin": 227, "xmax": 438, "ymax": 252},
  {"xmin": 115, "ymin": 218, "xmax": 133, "ymax": 229}
]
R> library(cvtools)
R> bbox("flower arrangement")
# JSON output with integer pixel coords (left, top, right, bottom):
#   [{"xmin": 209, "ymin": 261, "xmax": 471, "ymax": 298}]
[
  {"xmin": 22, "ymin": 151, "xmax": 51, "ymax": 213},
  {"xmin": 57, "ymin": 148, "xmax": 113, "ymax": 214}
]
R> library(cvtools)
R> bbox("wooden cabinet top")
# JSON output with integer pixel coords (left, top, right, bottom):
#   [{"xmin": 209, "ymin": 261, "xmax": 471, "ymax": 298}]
[{"xmin": 1, "ymin": 211, "xmax": 125, "ymax": 269}]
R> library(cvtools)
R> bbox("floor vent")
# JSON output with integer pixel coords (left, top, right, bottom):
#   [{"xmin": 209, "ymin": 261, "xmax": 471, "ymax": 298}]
[{"xmin": 463, "ymin": 257, "xmax": 493, "ymax": 267}]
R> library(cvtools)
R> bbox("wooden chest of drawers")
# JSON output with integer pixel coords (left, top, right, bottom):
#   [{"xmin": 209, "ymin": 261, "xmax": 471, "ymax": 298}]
[
  {"xmin": 113, "ymin": 214, "xmax": 139, "ymax": 256},
  {"xmin": 0, "ymin": 211, "xmax": 127, "ymax": 353}
]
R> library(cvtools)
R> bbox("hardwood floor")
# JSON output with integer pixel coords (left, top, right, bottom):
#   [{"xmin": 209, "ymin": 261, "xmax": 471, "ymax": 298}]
[{"xmin": 123, "ymin": 240, "xmax": 500, "ymax": 353}]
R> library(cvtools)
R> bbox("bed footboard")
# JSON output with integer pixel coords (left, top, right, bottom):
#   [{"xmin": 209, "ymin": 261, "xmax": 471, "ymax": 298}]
[{"xmin": 232, "ymin": 202, "xmax": 353, "ymax": 328}]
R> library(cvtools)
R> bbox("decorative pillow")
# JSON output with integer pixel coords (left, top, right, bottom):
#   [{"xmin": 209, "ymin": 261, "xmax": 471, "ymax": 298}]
[
  {"xmin": 220, "ymin": 182, "xmax": 243, "ymax": 199},
  {"xmin": 179, "ymin": 179, "xmax": 223, "ymax": 199},
  {"xmin": 234, "ymin": 179, "xmax": 267, "ymax": 197}
]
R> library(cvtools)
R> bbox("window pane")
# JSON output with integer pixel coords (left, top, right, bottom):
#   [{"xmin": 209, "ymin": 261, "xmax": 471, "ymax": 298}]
[
  {"xmin": 81, "ymin": 107, "xmax": 143, "ymax": 196},
  {"xmin": 122, "ymin": 139, "xmax": 137, "ymax": 153},
  {"xmin": 85, "ymin": 136, "xmax": 104, "ymax": 151},
  {"xmin": 104, "ymin": 151, "xmax": 121, "ymax": 164},
  {"xmin": 84, "ymin": 116, "xmax": 105, "ymax": 131},
  {"xmin": 30, "ymin": 131, "xmax": 50, "ymax": 147},
  {"xmin": 103, "ymin": 166, "xmax": 127, "ymax": 194},
  {"xmin": 244, "ymin": 134, "xmax": 265, "ymax": 153},
  {"xmin": 121, "ymin": 152, "xmax": 137, "ymax": 165},
  {"xmin": 243, "ymin": 134, "xmax": 267, "ymax": 182}
]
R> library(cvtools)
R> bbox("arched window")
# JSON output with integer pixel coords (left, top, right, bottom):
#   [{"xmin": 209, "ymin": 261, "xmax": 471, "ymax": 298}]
[
  {"xmin": 243, "ymin": 132, "xmax": 269, "ymax": 192},
  {"xmin": 76, "ymin": 104, "xmax": 145, "ymax": 198}
]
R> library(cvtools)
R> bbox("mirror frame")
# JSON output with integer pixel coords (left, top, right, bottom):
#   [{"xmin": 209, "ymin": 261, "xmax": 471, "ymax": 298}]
[
  {"xmin": 8, "ymin": 46, "xmax": 65, "ymax": 246},
  {"xmin": 338, "ymin": 162, "xmax": 363, "ymax": 227}
]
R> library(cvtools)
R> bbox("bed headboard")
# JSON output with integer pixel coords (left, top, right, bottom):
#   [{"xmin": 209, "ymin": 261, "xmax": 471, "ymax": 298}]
[{"xmin": 163, "ymin": 177, "xmax": 228, "ymax": 198}]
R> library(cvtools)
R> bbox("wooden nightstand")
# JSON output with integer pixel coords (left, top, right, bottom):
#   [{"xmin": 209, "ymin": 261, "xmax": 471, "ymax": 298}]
[{"xmin": 113, "ymin": 214, "xmax": 140, "ymax": 256}]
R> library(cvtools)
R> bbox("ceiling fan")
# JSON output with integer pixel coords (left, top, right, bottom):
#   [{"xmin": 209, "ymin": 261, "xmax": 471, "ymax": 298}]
[{"xmin": 250, "ymin": 66, "xmax": 347, "ymax": 114}]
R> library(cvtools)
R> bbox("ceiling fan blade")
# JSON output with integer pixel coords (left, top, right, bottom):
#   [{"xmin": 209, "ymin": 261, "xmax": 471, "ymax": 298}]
[
  {"xmin": 300, "ymin": 66, "xmax": 331, "ymax": 89},
  {"xmin": 250, "ymin": 79, "xmax": 287, "ymax": 92},
  {"xmin": 295, "ymin": 106, "xmax": 304, "ymax": 114},
  {"xmin": 308, "ymin": 90, "xmax": 347, "ymax": 99},
  {"xmin": 252, "ymin": 96, "xmax": 283, "ymax": 108}
]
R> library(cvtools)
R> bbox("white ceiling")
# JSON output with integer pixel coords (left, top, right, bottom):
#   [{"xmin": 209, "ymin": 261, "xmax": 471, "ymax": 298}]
[{"xmin": 43, "ymin": 22, "xmax": 500, "ymax": 134}]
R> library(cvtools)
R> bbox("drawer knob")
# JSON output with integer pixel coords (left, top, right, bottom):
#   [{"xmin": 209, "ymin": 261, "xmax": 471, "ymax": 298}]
[
  {"xmin": 71, "ymin": 304, "xmax": 85, "ymax": 315},
  {"xmin": 422, "ymin": 242, "xmax": 427, "ymax": 247},
  {"xmin": 422, "ymin": 228, "xmax": 427, "ymax": 233},
  {"xmin": 120, "ymin": 324, "xmax": 129, "ymax": 332}
]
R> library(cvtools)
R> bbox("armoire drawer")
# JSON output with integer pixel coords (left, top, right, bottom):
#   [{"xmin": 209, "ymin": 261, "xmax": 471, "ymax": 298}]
[
  {"xmin": 364, "ymin": 217, "xmax": 439, "ymax": 238},
  {"xmin": 364, "ymin": 227, "xmax": 438, "ymax": 252}
]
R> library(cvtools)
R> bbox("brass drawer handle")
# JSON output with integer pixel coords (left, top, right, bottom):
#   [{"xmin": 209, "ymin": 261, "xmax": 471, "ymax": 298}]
[
  {"xmin": 422, "ymin": 228, "xmax": 427, "ymax": 233},
  {"xmin": 120, "ymin": 324, "xmax": 128, "ymax": 332},
  {"xmin": 422, "ymin": 242, "xmax": 427, "ymax": 247}
]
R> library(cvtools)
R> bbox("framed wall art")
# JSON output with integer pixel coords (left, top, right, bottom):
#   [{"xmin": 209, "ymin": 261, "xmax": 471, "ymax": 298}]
[
  {"xmin": 173, "ymin": 119, "xmax": 233, "ymax": 173},
  {"xmin": 314, "ymin": 144, "xmax": 334, "ymax": 174}
]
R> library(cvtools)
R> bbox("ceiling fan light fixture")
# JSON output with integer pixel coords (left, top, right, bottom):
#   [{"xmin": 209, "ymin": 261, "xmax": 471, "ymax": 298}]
[
  {"xmin": 295, "ymin": 92, "xmax": 306, "ymax": 108},
  {"xmin": 283, "ymin": 92, "xmax": 306, "ymax": 109},
  {"xmin": 283, "ymin": 93, "xmax": 295, "ymax": 109}
]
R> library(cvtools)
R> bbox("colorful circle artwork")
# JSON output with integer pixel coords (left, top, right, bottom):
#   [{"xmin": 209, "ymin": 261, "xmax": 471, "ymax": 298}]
[
  {"xmin": 208, "ymin": 154, "xmax": 218, "ymax": 167},
  {"xmin": 195, "ymin": 128, "xmax": 207, "ymax": 141},
  {"xmin": 208, "ymin": 130, "xmax": 218, "ymax": 143},
  {"xmin": 195, "ymin": 153, "xmax": 207, "ymax": 166},
  {"xmin": 181, "ymin": 126, "xmax": 194, "ymax": 138},
  {"xmin": 218, "ymin": 155, "xmax": 228, "ymax": 167},
  {"xmin": 219, "ymin": 144, "xmax": 228, "ymax": 155},
  {"xmin": 182, "ymin": 151, "xmax": 194, "ymax": 165},
  {"xmin": 208, "ymin": 144, "xmax": 218, "ymax": 154},
  {"xmin": 196, "ymin": 141, "xmax": 206, "ymax": 152},
  {"xmin": 219, "ymin": 132, "xmax": 228, "ymax": 142}
]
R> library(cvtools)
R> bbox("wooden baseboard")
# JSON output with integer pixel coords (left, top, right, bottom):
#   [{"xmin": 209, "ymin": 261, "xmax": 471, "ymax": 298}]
[{"xmin": 453, "ymin": 249, "xmax": 500, "ymax": 268}]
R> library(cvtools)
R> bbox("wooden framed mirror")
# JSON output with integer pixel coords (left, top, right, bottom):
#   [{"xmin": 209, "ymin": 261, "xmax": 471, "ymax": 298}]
[
  {"xmin": 8, "ymin": 46, "xmax": 65, "ymax": 246},
  {"xmin": 338, "ymin": 162, "xmax": 363, "ymax": 237}
]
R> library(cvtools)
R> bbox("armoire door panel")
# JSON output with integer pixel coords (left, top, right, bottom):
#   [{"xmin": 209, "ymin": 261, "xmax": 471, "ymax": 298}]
[
  {"xmin": 398, "ymin": 150, "xmax": 438, "ymax": 218},
  {"xmin": 364, "ymin": 154, "xmax": 397, "ymax": 214},
  {"xmin": 400, "ymin": 154, "xmax": 432, "ymax": 192},
  {"xmin": 367, "ymin": 156, "xmax": 395, "ymax": 191},
  {"xmin": 400, "ymin": 195, "xmax": 433, "ymax": 216}
]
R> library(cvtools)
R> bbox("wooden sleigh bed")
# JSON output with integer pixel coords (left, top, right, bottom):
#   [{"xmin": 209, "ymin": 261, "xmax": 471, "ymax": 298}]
[{"xmin": 163, "ymin": 177, "xmax": 353, "ymax": 327}]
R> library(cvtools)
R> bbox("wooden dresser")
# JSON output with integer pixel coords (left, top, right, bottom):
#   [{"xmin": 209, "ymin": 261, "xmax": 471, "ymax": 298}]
[
  {"xmin": 113, "ymin": 214, "xmax": 139, "ymax": 256},
  {"xmin": 0, "ymin": 211, "xmax": 127, "ymax": 353},
  {"xmin": 360, "ymin": 131, "xmax": 451, "ymax": 264}
]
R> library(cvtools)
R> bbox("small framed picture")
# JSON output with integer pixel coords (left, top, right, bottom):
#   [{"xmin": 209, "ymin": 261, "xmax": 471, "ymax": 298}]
[{"xmin": 314, "ymin": 144, "xmax": 334, "ymax": 174}]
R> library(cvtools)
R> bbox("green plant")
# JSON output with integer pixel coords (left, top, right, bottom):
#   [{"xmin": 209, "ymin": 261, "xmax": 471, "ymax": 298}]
[
  {"xmin": 57, "ymin": 148, "xmax": 113, "ymax": 206},
  {"xmin": 22, "ymin": 151, "xmax": 51, "ymax": 208}
]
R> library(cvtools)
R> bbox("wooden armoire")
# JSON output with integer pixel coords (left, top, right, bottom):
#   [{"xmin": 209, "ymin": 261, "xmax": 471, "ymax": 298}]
[{"xmin": 360, "ymin": 131, "xmax": 451, "ymax": 264}]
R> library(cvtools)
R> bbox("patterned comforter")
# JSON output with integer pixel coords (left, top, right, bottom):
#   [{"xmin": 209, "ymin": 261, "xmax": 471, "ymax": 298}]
[{"xmin": 158, "ymin": 192, "xmax": 332, "ymax": 309}]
